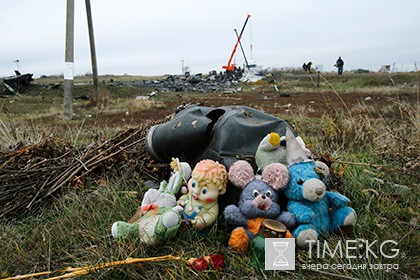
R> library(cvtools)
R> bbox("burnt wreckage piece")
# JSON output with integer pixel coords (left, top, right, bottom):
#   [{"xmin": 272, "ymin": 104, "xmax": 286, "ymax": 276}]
[
  {"xmin": 3, "ymin": 71, "xmax": 33, "ymax": 93},
  {"xmin": 145, "ymin": 105, "xmax": 297, "ymax": 209},
  {"xmin": 108, "ymin": 72, "xmax": 242, "ymax": 93}
]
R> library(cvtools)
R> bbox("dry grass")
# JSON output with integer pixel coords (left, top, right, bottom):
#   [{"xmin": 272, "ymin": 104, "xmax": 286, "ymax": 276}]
[
  {"xmin": 320, "ymin": 99, "xmax": 419, "ymax": 170},
  {"xmin": 0, "ymin": 119, "xmax": 48, "ymax": 149}
]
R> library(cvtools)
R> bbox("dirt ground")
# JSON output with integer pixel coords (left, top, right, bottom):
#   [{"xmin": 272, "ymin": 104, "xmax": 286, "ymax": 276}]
[
  {"xmin": 83, "ymin": 89, "xmax": 417, "ymax": 129},
  {"xmin": 2, "ymin": 73, "xmax": 417, "ymax": 132}
]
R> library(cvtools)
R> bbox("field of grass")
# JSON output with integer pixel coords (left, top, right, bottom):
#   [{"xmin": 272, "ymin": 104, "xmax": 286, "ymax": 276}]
[{"xmin": 0, "ymin": 72, "xmax": 419, "ymax": 279}]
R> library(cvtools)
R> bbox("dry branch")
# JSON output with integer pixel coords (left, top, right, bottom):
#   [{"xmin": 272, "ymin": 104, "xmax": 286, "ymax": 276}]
[
  {"xmin": 0, "ymin": 123, "xmax": 167, "ymax": 219},
  {"xmin": 1, "ymin": 255, "xmax": 182, "ymax": 280}
]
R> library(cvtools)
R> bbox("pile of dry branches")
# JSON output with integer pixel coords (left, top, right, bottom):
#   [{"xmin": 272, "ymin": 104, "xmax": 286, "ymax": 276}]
[{"xmin": 0, "ymin": 124, "xmax": 167, "ymax": 219}]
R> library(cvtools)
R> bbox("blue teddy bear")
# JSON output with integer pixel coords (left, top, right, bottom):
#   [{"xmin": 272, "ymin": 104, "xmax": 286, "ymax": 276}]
[{"xmin": 283, "ymin": 128, "xmax": 357, "ymax": 248}]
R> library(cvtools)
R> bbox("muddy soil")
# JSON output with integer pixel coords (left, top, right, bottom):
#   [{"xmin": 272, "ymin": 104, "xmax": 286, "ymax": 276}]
[{"xmin": 84, "ymin": 89, "xmax": 417, "ymax": 129}]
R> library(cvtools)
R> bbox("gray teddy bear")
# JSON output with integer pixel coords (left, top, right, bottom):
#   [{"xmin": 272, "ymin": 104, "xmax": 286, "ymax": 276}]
[{"xmin": 223, "ymin": 160, "xmax": 296, "ymax": 252}]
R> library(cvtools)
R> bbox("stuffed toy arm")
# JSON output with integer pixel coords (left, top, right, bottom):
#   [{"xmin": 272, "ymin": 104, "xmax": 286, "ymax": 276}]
[
  {"xmin": 276, "ymin": 211, "xmax": 296, "ymax": 229},
  {"xmin": 165, "ymin": 171, "xmax": 183, "ymax": 195},
  {"xmin": 223, "ymin": 205, "xmax": 248, "ymax": 228},
  {"xmin": 288, "ymin": 201, "xmax": 315, "ymax": 224},
  {"xmin": 325, "ymin": 191, "xmax": 350, "ymax": 208},
  {"xmin": 177, "ymin": 194, "xmax": 187, "ymax": 207},
  {"xmin": 194, "ymin": 205, "xmax": 218, "ymax": 229}
]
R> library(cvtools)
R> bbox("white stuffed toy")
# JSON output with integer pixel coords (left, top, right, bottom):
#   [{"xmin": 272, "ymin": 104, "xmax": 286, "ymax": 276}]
[
  {"xmin": 111, "ymin": 158, "xmax": 191, "ymax": 244},
  {"xmin": 255, "ymin": 131, "xmax": 311, "ymax": 172}
]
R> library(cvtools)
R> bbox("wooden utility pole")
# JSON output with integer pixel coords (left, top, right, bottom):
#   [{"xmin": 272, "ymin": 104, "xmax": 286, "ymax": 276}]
[
  {"xmin": 85, "ymin": 0, "xmax": 100, "ymax": 108},
  {"xmin": 64, "ymin": 0, "xmax": 74, "ymax": 120}
]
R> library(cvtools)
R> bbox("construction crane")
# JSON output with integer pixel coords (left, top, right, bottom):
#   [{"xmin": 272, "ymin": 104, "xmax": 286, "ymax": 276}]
[
  {"xmin": 235, "ymin": 28, "xmax": 249, "ymax": 70},
  {"xmin": 222, "ymin": 14, "xmax": 251, "ymax": 72}
]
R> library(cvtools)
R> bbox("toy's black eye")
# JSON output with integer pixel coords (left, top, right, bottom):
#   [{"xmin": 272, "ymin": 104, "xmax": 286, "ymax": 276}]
[
  {"xmin": 192, "ymin": 182, "xmax": 196, "ymax": 188},
  {"xmin": 202, "ymin": 188, "xmax": 207, "ymax": 194},
  {"xmin": 265, "ymin": 191, "xmax": 272, "ymax": 197},
  {"xmin": 297, "ymin": 179, "xmax": 304, "ymax": 185},
  {"xmin": 253, "ymin": 190, "xmax": 259, "ymax": 197}
]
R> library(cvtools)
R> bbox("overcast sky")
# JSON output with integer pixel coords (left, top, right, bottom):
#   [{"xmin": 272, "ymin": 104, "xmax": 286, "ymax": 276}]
[{"xmin": 1, "ymin": 0, "xmax": 419, "ymax": 78}]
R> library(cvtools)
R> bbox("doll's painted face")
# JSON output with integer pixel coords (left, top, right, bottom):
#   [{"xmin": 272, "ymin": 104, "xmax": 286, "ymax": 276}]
[{"xmin": 187, "ymin": 178, "xmax": 220, "ymax": 203}]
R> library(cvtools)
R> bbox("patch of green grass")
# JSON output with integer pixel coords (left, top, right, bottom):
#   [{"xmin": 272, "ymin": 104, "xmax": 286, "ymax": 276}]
[
  {"xmin": 326, "ymin": 72, "xmax": 418, "ymax": 91},
  {"xmin": 341, "ymin": 159, "xmax": 418, "ymax": 278}
]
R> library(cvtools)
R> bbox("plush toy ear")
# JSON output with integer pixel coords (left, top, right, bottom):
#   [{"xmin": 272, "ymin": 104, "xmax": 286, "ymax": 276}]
[
  {"xmin": 285, "ymin": 127, "xmax": 308, "ymax": 165},
  {"xmin": 228, "ymin": 160, "xmax": 255, "ymax": 188},
  {"xmin": 261, "ymin": 163, "xmax": 289, "ymax": 190}
]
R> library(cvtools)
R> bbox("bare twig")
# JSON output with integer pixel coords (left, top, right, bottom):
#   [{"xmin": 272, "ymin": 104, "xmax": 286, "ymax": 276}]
[
  {"xmin": 318, "ymin": 74, "xmax": 352, "ymax": 117},
  {"xmin": 0, "ymin": 124, "xmax": 163, "ymax": 219},
  {"xmin": 1, "ymin": 255, "xmax": 182, "ymax": 280}
]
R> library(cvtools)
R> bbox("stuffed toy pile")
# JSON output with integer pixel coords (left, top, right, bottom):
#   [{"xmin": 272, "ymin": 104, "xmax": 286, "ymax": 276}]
[
  {"xmin": 111, "ymin": 125, "xmax": 357, "ymax": 252},
  {"xmin": 224, "ymin": 160, "xmax": 295, "ymax": 252}
]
